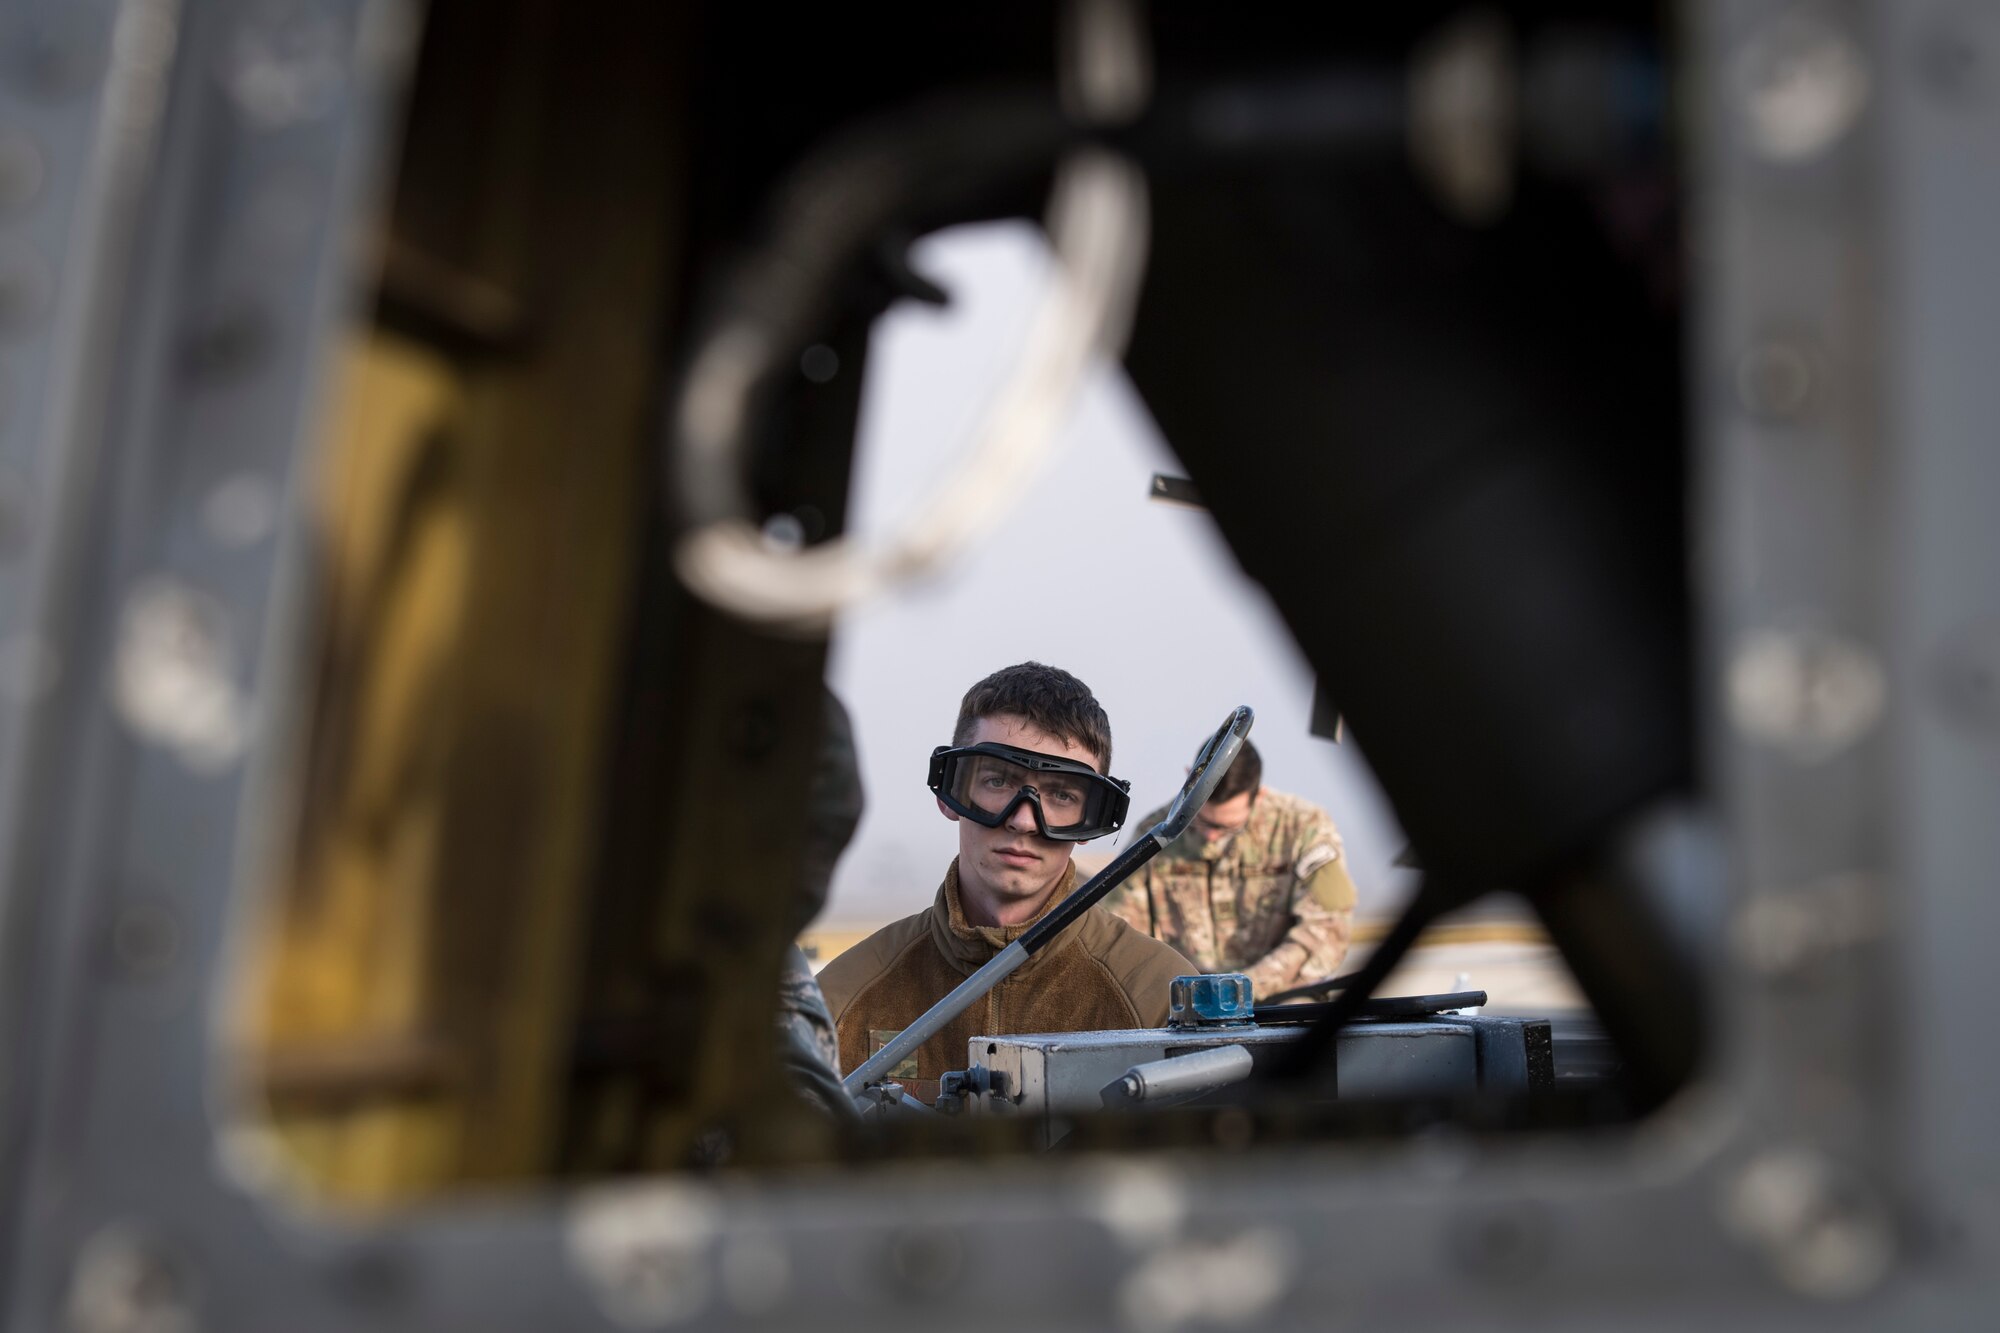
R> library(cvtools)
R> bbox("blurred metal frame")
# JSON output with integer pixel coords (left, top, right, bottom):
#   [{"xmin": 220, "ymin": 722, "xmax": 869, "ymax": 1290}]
[{"xmin": 0, "ymin": 1, "xmax": 1993, "ymax": 1331}]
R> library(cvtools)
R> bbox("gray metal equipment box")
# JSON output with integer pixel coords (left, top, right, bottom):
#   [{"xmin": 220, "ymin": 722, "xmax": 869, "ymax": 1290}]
[{"xmin": 965, "ymin": 1015, "xmax": 1554, "ymax": 1146}]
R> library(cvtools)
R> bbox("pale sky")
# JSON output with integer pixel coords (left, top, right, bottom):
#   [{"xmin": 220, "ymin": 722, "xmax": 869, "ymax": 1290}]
[{"xmin": 824, "ymin": 222, "xmax": 1418, "ymax": 927}]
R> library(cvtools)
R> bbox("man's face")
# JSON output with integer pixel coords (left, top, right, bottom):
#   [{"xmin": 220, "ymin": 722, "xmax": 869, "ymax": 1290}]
[
  {"xmin": 1191, "ymin": 789, "xmax": 1255, "ymax": 845},
  {"xmin": 942, "ymin": 713, "xmax": 1102, "ymax": 915}
]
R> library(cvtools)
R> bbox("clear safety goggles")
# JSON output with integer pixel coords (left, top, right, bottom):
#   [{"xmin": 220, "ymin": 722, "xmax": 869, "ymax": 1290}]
[{"xmin": 927, "ymin": 741, "xmax": 1131, "ymax": 842}]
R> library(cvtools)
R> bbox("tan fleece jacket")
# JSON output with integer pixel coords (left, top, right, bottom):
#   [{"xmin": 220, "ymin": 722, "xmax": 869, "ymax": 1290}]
[{"xmin": 817, "ymin": 860, "xmax": 1193, "ymax": 1104}]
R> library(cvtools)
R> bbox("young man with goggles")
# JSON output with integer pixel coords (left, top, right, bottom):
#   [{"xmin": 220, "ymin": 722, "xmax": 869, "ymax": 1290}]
[
  {"xmin": 816, "ymin": 662, "xmax": 1191, "ymax": 1104},
  {"xmin": 928, "ymin": 741, "xmax": 1129, "ymax": 842}
]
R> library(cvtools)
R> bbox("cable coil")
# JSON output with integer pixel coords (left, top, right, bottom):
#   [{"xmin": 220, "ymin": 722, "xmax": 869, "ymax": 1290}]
[{"xmin": 670, "ymin": 0, "xmax": 1153, "ymax": 633}]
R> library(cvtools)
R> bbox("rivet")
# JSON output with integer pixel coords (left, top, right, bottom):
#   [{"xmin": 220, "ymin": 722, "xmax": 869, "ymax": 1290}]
[
  {"xmin": 111, "ymin": 577, "xmax": 251, "ymax": 772},
  {"xmin": 1930, "ymin": 619, "xmax": 2000, "ymax": 741},
  {"xmin": 202, "ymin": 474, "xmax": 280, "ymax": 549},
  {"xmin": 1916, "ymin": 6, "xmax": 1995, "ymax": 107},
  {"xmin": 176, "ymin": 300, "xmax": 275, "ymax": 382},
  {"xmin": 1080, "ymin": 1161, "xmax": 1189, "ymax": 1250},
  {"xmin": 1723, "ymin": 1148, "xmax": 1895, "ymax": 1299},
  {"xmin": 567, "ymin": 1184, "xmax": 717, "ymax": 1327},
  {"xmin": 799, "ymin": 343, "xmax": 840, "ymax": 384},
  {"xmin": 67, "ymin": 1227, "xmax": 197, "ymax": 1333},
  {"xmin": 1735, "ymin": 340, "xmax": 1816, "ymax": 422},
  {"xmin": 1726, "ymin": 628, "xmax": 1885, "ymax": 761},
  {"xmin": 1118, "ymin": 1228, "xmax": 1296, "ymax": 1330},
  {"xmin": 219, "ymin": 3, "xmax": 350, "ymax": 128},
  {"xmin": 1735, "ymin": 9, "xmax": 1871, "ymax": 161},
  {"xmin": 759, "ymin": 512, "xmax": 806, "ymax": 552},
  {"xmin": 1731, "ymin": 874, "xmax": 1881, "ymax": 978}
]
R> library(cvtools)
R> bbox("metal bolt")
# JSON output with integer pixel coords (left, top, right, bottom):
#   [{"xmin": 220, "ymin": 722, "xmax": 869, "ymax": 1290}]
[
  {"xmin": 177, "ymin": 300, "xmax": 274, "ymax": 382},
  {"xmin": 1916, "ymin": 6, "xmax": 1994, "ymax": 107},
  {"xmin": 66, "ymin": 1228, "xmax": 196, "ymax": 1333},
  {"xmin": 798, "ymin": 344, "xmax": 839, "ymax": 384},
  {"xmin": 111, "ymin": 577, "xmax": 251, "ymax": 772},
  {"xmin": 1735, "ymin": 339, "xmax": 1816, "ymax": 422},
  {"xmin": 1735, "ymin": 8, "xmax": 1871, "ymax": 161},
  {"xmin": 759, "ymin": 512, "xmax": 806, "ymax": 552},
  {"xmin": 1930, "ymin": 619, "xmax": 2000, "ymax": 740},
  {"xmin": 1731, "ymin": 873, "xmax": 1880, "ymax": 978},
  {"xmin": 1726, "ymin": 628, "xmax": 1885, "ymax": 761},
  {"xmin": 1723, "ymin": 1148, "xmax": 1895, "ymax": 1299},
  {"xmin": 219, "ymin": 2, "xmax": 351, "ymax": 128},
  {"xmin": 1081, "ymin": 1161, "xmax": 1189, "ymax": 1250},
  {"xmin": 567, "ymin": 1185, "xmax": 716, "ymax": 1327},
  {"xmin": 1118, "ymin": 1229, "xmax": 1296, "ymax": 1330},
  {"xmin": 202, "ymin": 473, "xmax": 280, "ymax": 549}
]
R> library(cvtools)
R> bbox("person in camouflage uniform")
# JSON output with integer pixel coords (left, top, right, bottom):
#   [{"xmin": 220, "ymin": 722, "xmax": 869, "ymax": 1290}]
[
  {"xmin": 1102, "ymin": 739, "xmax": 1356, "ymax": 1000},
  {"xmin": 775, "ymin": 691, "xmax": 866, "ymax": 1119}
]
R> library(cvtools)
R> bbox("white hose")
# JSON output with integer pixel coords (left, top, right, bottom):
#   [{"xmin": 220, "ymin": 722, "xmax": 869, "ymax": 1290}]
[{"xmin": 673, "ymin": 0, "xmax": 1152, "ymax": 634}]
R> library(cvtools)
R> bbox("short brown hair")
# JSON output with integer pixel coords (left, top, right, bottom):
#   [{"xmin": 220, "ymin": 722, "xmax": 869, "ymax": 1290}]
[
  {"xmin": 1208, "ymin": 737, "xmax": 1262, "ymax": 805},
  {"xmin": 953, "ymin": 662, "xmax": 1114, "ymax": 773}
]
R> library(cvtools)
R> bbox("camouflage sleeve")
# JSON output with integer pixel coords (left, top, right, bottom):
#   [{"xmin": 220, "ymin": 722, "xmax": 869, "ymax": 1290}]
[
  {"xmin": 776, "ymin": 945, "xmax": 856, "ymax": 1119},
  {"xmin": 1098, "ymin": 811, "xmax": 1166, "ymax": 939},
  {"xmin": 1243, "ymin": 815, "xmax": 1358, "ymax": 997},
  {"xmin": 1099, "ymin": 864, "xmax": 1155, "ymax": 938}
]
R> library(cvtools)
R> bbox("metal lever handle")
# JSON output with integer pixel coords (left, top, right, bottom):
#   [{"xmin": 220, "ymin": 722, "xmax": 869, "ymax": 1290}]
[{"xmin": 1100, "ymin": 1044, "xmax": 1255, "ymax": 1108}]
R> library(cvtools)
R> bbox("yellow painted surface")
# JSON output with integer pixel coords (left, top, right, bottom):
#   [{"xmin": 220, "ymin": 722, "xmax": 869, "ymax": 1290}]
[{"xmin": 233, "ymin": 331, "xmax": 471, "ymax": 1200}]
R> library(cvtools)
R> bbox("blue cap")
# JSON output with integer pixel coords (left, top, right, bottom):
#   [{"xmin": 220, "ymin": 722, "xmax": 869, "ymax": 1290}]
[{"xmin": 1167, "ymin": 973, "xmax": 1255, "ymax": 1027}]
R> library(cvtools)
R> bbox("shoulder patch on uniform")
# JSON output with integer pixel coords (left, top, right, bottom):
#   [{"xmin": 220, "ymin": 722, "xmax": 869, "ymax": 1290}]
[
  {"xmin": 868, "ymin": 1029, "xmax": 920, "ymax": 1082},
  {"xmin": 1295, "ymin": 841, "xmax": 1342, "ymax": 880}
]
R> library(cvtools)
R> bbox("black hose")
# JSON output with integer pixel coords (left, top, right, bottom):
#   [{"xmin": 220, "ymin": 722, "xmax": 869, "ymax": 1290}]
[
  {"xmin": 668, "ymin": 90, "xmax": 1076, "ymax": 534},
  {"xmin": 1253, "ymin": 990, "xmax": 1486, "ymax": 1024}
]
